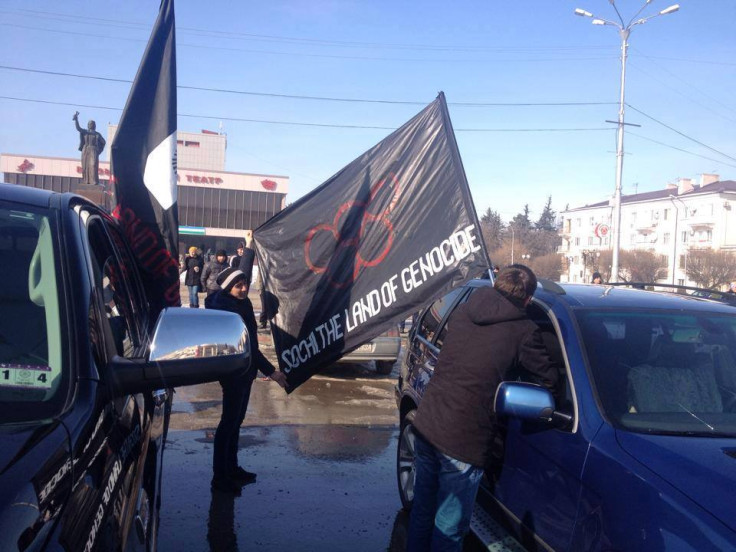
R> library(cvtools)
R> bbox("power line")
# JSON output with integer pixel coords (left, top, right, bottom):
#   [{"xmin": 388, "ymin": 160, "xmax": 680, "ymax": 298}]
[
  {"xmin": 0, "ymin": 65, "xmax": 616, "ymax": 107},
  {"xmin": 0, "ymin": 22, "xmax": 618, "ymax": 64},
  {"xmin": 626, "ymin": 104, "xmax": 736, "ymax": 164},
  {"xmin": 6, "ymin": 8, "xmax": 615, "ymax": 54},
  {"xmin": 0, "ymin": 95, "xmax": 612, "ymax": 132},
  {"xmin": 626, "ymin": 131, "xmax": 736, "ymax": 169},
  {"xmin": 630, "ymin": 50, "xmax": 736, "ymax": 121}
]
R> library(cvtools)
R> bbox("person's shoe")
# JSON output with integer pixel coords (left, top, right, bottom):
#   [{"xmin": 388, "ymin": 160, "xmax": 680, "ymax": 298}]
[
  {"xmin": 230, "ymin": 466, "xmax": 257, "ymax": 484},
  {"xmin": 211, "ymin": 475, "xmax": 242, "ymax": 495}
]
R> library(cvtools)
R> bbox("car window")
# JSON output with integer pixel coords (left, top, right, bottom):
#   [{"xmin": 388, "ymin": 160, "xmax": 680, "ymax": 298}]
[
  {"xmin": 87, "ymin": 217, "xmax": 140, "ymax": 358},
  {"xmin": 577, "ymin": 309, "xmax": 736, "ymax": 436},
  {"xmin": 434, "ymin": 286, "xmax": 479, "ymax": 348},
  {"xmin": 418, "ymin": 286, "xmax": 465, "ymax": 344},
  {"xmin": 0, "ymin": 204, "xmax": 66, "ymax": 423}
]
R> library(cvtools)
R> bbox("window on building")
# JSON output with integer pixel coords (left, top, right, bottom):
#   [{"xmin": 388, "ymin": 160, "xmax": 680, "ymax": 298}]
[
  {"xmin": 681, "ymin": 231, "xmax": 688, "ymax": 243},
  {"xmin": 575, "ymin": 237, "xmax": 580, "ymax": 246},
  {"xmin": 677, "ymin": 279, "xmax": 685, "ymax": 286},
  {"xmin": 588, "ymin": 237, "xmax": 594, "ymax": 245},
  {"xmin": 706, "ymin": 230, "xmax": 713, "ymax": 241},
  {"xmin": 576, "ymin": 218, "xmax": 581, "ymax": 227},
  {"xmin": 589, "ymin": 217, "xmax": 595, "ymax": 226},
  {"xmin": 663, "ymin": 233, "xmax": 670, "ymax": 245},
  {"xmin": 663, "ymin": 208, "xmax": 669, "ymax": 221},
  {"xmin": 679, "ymin": 255, "xmax": 686, "ymax": 269},
  {"xmin": 184, "ymin": 141, "xmax": 200, "ymax": 148}
]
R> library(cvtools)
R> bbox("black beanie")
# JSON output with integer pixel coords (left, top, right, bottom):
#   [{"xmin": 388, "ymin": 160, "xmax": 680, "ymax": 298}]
[
  {"xmin": 216, "ymin": 249, "xmax": 227, "ymax": 257},
  {"xmin": 216, "ymin": 267, "xmax": 246, "ymax": 293}
]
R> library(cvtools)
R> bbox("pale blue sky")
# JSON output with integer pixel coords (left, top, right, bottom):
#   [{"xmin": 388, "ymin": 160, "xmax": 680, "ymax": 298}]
[{"xmin": 0, "ymin": 0, "xmax": 734, "ymax": 222}]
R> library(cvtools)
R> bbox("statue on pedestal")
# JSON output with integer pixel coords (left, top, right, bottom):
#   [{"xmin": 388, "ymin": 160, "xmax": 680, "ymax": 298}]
[{"xmin": 73, "ymin": 111, "xmax": 106, "ymax": 186}]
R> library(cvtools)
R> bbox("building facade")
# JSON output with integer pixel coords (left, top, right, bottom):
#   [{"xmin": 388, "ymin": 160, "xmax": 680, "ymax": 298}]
[
  {"xmin": 1, "ymin": 129, "xmax": 288, "ymax": 258},
  {"xmin": 560, "ymin": 174, "xmax": 736, "ymax": 286}
]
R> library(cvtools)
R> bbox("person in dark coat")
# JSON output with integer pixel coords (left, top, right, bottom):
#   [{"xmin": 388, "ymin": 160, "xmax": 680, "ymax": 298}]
[
  {"xmin": 205, "ymin": 267, "xmax": 287, "ymax": 493},
  {"xmin": 181, "ymin": 246, "xmax": 204, "ymax": 308},
  {"xmin": 591, "ymin": 271, "xmax": 603, "ymax": 284},
  {"xmin": 230, "ymin": 241, "xmax": 245, "ymax": 269},
  {"xmin": 201, "ymin": 250, "xmax": 229, "ymax": 297},
  {"xmin": 407, "ymin": 265, "xmax": 559, "ymax": 551}
]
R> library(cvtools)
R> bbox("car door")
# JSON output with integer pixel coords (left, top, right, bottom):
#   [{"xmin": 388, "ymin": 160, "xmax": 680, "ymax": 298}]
[
  {"xmin": 58, "ymin": 209, "xmax": 159, "ymax": 551},
  {"xmin": 405, "ymin": 285, "xmax": 467, "ymax": 399},
  {"xmin": 482, "ymin": 301, "xmax": 590, "ymax": 552}
]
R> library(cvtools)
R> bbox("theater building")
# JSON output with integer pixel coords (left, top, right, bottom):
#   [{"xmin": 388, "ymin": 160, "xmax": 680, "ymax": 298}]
[{"xmin": 1, "ymin": 128, "xmax": 289, "ymax": 258}]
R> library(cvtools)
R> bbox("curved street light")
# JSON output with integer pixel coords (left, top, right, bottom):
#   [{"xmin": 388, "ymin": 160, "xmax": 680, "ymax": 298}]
[{"xmin": 574, "ymin": 1, "xmax": 679, "ymax": 282}]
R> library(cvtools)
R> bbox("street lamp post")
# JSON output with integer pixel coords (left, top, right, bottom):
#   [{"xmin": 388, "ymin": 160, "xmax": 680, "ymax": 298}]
[
  {"xmin": 510, "ymin": 226, "xmax": 515, "ymax": 265},
  {"xmin": 574, "ymin": 2, "xmax": 679, "ymax": 282}
]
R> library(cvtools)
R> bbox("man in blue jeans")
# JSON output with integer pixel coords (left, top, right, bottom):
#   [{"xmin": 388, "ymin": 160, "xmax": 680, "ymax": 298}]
[{"xmin": 407, "ymin": 265, "xmax": 559, "ymax": 550}]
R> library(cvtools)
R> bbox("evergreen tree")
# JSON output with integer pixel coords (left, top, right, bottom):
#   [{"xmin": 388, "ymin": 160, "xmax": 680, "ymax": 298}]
[{"xmin": 535, "ymin": 196, "xmax": 557, "ymax": 232}]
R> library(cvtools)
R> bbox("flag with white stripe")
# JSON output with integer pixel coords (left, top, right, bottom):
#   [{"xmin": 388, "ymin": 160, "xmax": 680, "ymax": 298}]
[{"xmin": 111, "ymin": 0, "xmax": 179, "ymax": 315}]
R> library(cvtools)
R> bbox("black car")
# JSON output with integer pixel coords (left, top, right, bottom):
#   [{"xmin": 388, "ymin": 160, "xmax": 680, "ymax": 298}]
[{"xmin": 0, "ymin": 184, "xmax": 248, "ymax": 551}]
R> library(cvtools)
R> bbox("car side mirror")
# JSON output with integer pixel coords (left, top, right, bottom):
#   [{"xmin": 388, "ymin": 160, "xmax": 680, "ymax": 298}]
[
  {"xmin": 494, "ymin": 381, "xmax": 572, "ymax": 428},
  {"xmin": 108, "ymin": 307, "xmax": 250, "ymax": 395}
]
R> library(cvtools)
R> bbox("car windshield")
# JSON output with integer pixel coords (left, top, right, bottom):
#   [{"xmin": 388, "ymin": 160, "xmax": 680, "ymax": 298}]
[
  {"xmin": 577, "ymin": 309, "xmax": 736, "ymax": 437},
  {"xmin": 0, "ymin": 203, "xmax": 65, "ymax": 423}
]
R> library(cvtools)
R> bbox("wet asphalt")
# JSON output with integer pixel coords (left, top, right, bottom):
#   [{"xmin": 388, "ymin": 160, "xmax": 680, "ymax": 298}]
[
  {"xmin": 160, "ymin": 289, "xmax": 482, "ymax": 551},
  {"xmin": 158, "ymin": 304, "xmax": 409, "ymax": 551}
]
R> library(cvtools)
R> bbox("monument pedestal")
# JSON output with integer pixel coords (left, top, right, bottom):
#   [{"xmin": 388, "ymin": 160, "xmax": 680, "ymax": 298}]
[{"xmin": 73, "ymin": 183, "xmax": 111, "ymax": 211}]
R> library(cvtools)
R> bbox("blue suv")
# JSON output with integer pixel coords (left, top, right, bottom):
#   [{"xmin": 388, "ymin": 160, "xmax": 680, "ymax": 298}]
[{"xmin": 396, "ymin": 279, "xmax": 736, "ymax": 551}]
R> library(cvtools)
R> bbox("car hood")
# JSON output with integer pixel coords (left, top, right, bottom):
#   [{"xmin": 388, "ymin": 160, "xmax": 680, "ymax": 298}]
[{"xmin": 616, "ymin": 430, "xmax": 736, "ymax": 532}]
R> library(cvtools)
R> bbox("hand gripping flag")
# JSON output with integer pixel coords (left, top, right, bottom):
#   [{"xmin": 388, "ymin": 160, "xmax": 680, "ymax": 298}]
[
  {"xmin": 254, "ymin": 93, "xmax": 490, "ymax": 392},
  {"xmin": 111, "ymin": 0, "xmax": 179, "ymax": 316}
]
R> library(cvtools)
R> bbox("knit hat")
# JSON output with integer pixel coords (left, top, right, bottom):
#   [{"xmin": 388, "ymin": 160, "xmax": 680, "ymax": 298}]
[
  {"xmin": 237, "ymin": 241, "xmax": 245, "ymax": 250},
  {"xmin": 215, "ymin": 249, "xmax": 227, "ymax": 258},
  {"xmin": 216, "ymin": 267, "xmax": 246, "ymax": 293},
  {"xmin": 188, "ymin": 246, "xmax": 197, "ymax": 254}
]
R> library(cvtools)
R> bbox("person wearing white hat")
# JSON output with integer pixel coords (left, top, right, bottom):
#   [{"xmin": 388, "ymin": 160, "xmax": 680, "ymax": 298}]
[{"xmin": 205, "ymin": 267, "xmax": 288, "ymax": 494}]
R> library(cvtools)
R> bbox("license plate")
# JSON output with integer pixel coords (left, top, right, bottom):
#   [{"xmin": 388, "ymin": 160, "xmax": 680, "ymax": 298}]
[{"xmin": 356, "ymin": 343, "xmax": 373, "ymax": 352}]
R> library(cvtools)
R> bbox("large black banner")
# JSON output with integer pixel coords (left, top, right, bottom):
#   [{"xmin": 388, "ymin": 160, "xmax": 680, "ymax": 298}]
[
  {"xmin": 254, "ymin": 93, "xmax": 489, "ymax": 391},
  {"xmin": 111, "ymin": 0, "xmax": 180, "ymax": 316}
]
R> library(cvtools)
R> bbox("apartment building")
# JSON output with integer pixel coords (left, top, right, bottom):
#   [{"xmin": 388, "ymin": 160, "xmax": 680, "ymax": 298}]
[{"xmin": 560, "ymin": 174, "xmax": 736, "ymax": 286}]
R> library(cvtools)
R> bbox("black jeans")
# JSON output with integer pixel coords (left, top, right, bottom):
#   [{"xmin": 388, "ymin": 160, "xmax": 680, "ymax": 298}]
[{"xmin": 213, "ymin": 372, "xmax": 255, "ymax": 478}]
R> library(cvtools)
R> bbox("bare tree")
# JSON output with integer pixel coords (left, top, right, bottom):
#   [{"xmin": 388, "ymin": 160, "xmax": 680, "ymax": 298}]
[
  {"xmin": 584, "ymin": 249, "xmax": 612, "ymax": 282},
  {"xmin": 618, "ymin": 249, "xmax": 668, "ymax": 283},
  {"xmin": 685, "ymin": 248, "xmax": 736, "ymax": 289},
  {"xmin": 528, "ymin": 253, "xmax": 563, "ymax": 281}
]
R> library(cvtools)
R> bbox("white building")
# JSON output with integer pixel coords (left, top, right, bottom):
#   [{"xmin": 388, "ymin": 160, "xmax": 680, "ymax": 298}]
[{"xmin": 560, "ymin": 174, "xmax": 736, "ymax": 286}]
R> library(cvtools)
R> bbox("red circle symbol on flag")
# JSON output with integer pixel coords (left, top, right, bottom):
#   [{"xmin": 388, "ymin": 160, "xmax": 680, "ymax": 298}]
[
  {"xmin": 261, "ymin": 179, "xmax": 277, "ymax": 191},
  {"xmin": 595, "ymin": 223, "xmax": 610, "ymax": 238},
  {"xmin": 304, "ymin": 172, "xmax": 401, "ymax": 289}
]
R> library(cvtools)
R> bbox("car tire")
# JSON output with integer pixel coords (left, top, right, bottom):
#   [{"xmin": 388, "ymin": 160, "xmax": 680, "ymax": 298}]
[
  {"xmin": 397, "ymin": 409, "xmax": 417, "ymax": 511},
  {"xmin": 376, "ymin": 360, "xmax": 394, "ymax": 375}
]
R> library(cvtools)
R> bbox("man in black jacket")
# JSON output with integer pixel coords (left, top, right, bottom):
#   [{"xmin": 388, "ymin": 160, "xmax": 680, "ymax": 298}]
[
  {"xmin": 407, "ymin": 265, "xmax": 559, "ymax": 551},
  {"xmin": 205, "ymin": 267, "xmax": 287, "ymax": 493}
]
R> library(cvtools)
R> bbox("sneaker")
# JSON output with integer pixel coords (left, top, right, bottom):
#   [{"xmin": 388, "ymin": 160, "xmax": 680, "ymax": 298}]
[
  {"xmin": 211, "ymin": 475, "xmax": 242, "ymax": 495},
  {"xmin": 230, "ymin": 466, "xmax": 257, "ymax": 484}
]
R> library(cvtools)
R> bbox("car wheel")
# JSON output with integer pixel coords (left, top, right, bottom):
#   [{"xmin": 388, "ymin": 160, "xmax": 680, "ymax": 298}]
[
  {"xmin": 376, "ymin": 360, "xmax": 394, "ymax": 375},
  {"xmin": 397, "ymin": 409, "xmax": 417, "ymax": 511}
]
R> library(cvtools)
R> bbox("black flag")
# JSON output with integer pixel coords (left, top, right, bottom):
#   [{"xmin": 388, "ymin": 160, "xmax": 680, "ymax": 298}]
[
  {"xmin": 111, "ymin": 0, "xmax": 179, "ymax": 316},
  {"xmin": 254, "ymin": 93, "xmax": 489, "ymax": 391}
]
